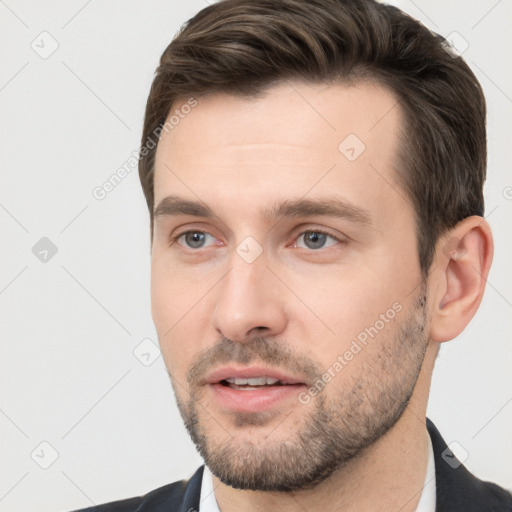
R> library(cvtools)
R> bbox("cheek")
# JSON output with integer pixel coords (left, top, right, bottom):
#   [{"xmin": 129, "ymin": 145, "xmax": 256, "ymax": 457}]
[
  {"xmin": 284, "ymin": 261, "xmax": 409, "ymax": 368},
  {"xmin": 286, "ymin": 266, "xmax": 383, "ymax": 331},
  {"xmin": 151, "ymin": 259, "xmax": 176, "ymax": 329},
  {"xmin": 151, "ymin": 260, "xmax": 190, "ymax": 373},
  {"xmin": 151, "ymin": 257, "xmax": 214, "ymax": 377},
  {"xmin": 150, "ymin": 254, "xmax": 200, "ymax": 326}
]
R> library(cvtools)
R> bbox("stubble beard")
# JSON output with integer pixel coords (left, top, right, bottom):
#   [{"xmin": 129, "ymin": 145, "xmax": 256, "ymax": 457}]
[{"xmin": 172, "ymin": 288, "xmax": 428, "ymax": 492}]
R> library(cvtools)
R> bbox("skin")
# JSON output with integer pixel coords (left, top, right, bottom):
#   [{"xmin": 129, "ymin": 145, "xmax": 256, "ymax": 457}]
[{"xmin": 150, "ymin": 81, "xmax": 493, "ymax": 512}]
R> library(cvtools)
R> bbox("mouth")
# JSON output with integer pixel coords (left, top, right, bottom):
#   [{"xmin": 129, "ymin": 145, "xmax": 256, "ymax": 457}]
[
  {"xmin": 219, "ymin": 376, "xmax": 299, "ymax": 390},
  {"xmin": 205, "ymin": 365, "xmax": 306, "ymax": 387},
  {"xmin": 204, "ymin": 366, "xmax": 308, "ymax": 413}
]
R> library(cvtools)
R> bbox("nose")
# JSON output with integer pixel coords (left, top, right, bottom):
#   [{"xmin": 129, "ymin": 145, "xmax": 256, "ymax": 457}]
[{"xmin": 212, "ymin": 251, "xmax": 288, "ymax": 342}]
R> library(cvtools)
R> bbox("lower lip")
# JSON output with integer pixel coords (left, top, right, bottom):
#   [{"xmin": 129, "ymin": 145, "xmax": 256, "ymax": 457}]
[{"xmin": 208, "ymin": 383, "xmax": 306, "ymax": 413}]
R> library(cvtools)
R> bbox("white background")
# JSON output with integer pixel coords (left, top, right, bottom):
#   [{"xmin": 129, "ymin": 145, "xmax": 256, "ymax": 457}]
[{"xmin": 0, "ymin": 1, "xmax": 511, "ymax": 511}]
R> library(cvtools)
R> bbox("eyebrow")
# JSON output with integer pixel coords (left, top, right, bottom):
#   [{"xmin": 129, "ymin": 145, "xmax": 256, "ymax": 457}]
[
  {"xmin": 154, "ymin": 195, "xmax": 372, "ymax": 225},
  {"xmin": 265, "ymin": 198, "xmax": 372, "ymax": 225},
  {"xmin": 154, "ymin": 196, "xmax": 215, "ymax": 219}
]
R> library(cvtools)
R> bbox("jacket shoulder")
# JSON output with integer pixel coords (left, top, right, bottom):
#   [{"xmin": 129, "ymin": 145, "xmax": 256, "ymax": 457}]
[
  {"xmin": 70, "ymin": 466, "xmax": 204, "ymax": 512},
  {"xmin": 427, "ymin": 418, "xmax": 512, "ymax": 510}
]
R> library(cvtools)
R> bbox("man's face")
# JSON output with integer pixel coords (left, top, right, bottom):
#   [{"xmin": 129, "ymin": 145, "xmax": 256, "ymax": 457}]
[{"xmin": 151, "ymin": 81, "xmax": 428, "ymax": 491}]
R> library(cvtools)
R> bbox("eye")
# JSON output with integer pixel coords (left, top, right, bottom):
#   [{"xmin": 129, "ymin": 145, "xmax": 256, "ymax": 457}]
[
  {"xmin": 295, "ymin": 230, "xmax": 340, "ymax": 250},
  {"xmin": 175, "ymin": 230, "xmax": 218, "ymax": 249}
]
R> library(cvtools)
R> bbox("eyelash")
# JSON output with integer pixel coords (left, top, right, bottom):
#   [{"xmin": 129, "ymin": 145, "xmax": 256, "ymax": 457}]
[{"xmin": 168, "ymin": 227, "xmax": 344, "ymax": 250}]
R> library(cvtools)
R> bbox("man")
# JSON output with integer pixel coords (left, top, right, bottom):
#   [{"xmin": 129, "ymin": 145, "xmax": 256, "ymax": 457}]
[{"xmin": 74, "ymin": 0, "xmax": 511, "ymax": 510}]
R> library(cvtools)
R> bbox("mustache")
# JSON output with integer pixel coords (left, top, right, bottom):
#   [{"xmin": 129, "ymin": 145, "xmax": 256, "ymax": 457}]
[{"xmin": 186, "ymin": 336, "xmax": 322, "ymax": 386}]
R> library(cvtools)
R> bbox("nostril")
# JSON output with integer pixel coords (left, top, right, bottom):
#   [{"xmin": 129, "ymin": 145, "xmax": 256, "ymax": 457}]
[{"xmin": 245, "ymin": 326, "xmax": 271, "ymax": 338}]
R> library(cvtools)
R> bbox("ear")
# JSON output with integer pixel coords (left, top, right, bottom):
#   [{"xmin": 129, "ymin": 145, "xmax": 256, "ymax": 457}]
[{"xmin": 429, "ymin": 216, "xmax": 493, "ymax": 343}]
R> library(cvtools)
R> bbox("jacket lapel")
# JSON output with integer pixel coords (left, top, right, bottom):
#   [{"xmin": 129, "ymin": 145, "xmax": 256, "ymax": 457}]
[{"xmin": 427, "ymin": 418, "xmax": 512, "ymax": 511}]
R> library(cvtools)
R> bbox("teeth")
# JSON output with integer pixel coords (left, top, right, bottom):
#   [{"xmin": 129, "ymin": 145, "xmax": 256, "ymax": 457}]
[{"xmin": 225, "ymin": 377, "xmax": 280, "ymax": 386}]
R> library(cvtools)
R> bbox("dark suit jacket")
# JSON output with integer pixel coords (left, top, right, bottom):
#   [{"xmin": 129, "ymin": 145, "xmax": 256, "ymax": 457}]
[{"xmin": 72, "ymin": 418, "xmax": 512, "ymax": 511}]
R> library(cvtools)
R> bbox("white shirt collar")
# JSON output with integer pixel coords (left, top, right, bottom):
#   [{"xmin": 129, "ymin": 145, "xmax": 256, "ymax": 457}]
[
  {"xmin": 199, "ymin": 464, "xmax": 220, "ymax": 512},
  {"xmin": 199, "ymin": 434, "xmax": 436, "ymax": 512}
]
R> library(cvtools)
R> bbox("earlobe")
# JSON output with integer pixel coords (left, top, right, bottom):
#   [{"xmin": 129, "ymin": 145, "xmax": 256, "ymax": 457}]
[{"xmin": 429, "ymin": 216, "xmax": 493, "ymax": 343}]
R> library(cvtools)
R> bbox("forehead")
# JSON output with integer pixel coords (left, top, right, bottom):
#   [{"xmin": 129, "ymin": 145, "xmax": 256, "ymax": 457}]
[{"xmin": 153, "ymin": 80, "xmax": 406, "ymax": 222}]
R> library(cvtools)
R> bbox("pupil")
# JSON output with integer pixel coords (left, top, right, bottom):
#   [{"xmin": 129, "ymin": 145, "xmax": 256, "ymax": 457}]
[
  {"xmin": 186, "ymin": 232, "xmax": 205, "ymax": 248},
  {"xmin": 305, "ymin": 231, "xmax": 326, "ymax": 249}
]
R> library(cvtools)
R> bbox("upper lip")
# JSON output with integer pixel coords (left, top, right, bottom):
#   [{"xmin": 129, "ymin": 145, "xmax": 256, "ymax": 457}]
[{"xmin": 204, "ymin": 366, "xmax": 307, "ymax": 385}]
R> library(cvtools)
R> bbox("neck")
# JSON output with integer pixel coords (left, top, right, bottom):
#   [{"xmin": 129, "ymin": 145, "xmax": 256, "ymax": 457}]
[{"xmin": 211, "ymin": 342, "xmax": 437, "ymax": 512}]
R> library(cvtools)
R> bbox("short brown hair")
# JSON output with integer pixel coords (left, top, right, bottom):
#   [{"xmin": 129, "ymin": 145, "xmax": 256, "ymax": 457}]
[{"xmin": 139, "ymin": 0, "xmax": 486, "ymax": 275}]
